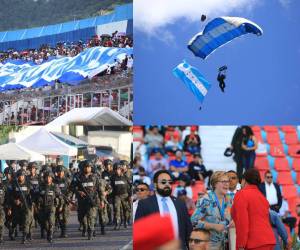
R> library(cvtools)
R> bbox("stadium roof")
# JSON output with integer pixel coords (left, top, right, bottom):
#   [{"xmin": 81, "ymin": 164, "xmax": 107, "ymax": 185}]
[{"xmin": 0, "ymin": 4, "xmax": 132, "ymax": 50}]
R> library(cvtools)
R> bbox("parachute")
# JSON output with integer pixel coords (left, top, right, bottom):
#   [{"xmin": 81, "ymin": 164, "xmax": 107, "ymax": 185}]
[
  {"xmin": 188, "ymin": 17, "xmax": 263, "ymax": 59},
  {"xmin": 173, "ymin": 61, "xmax": 211, "ymax": 104}
]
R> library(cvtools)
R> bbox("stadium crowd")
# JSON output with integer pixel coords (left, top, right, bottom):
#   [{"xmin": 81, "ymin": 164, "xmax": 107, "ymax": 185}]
[
  {"xmin": 0, "ymin": 157, "xmax": 132, "ymax": 244},
  {"xmin": 0, "ymin": 31, "xmax": 133, "ymax": 64},
  {"xmin": 132, "ymin": 126, "xmax": 300, "ymax": 250}
]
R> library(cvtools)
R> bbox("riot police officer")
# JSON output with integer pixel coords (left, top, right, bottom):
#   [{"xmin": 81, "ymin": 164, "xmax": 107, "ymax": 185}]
[
  {"xmin": 54, "ymin": 165, "xmax": 72, "ymax": 238},
  {"xmin": 0, "ymin": 173, "xmax": 7, "ymax": 243},
  {"xmin": 72, "ymin": 160, "xmax": 104, "ymax": 240},
  {"xmin": 111, "ymin": 162, "xmax": 131, "ymax": 230},
  {"xmin": 37, "ymin": 171, "xmax": 61, "ymax": 243},
  {"xmin": 8, "ymin": 169, "xmax": 33, "ymax": 244},
  {"xmin": 102, "ymin": 159, "xmax": 114, "ymax": 225}
]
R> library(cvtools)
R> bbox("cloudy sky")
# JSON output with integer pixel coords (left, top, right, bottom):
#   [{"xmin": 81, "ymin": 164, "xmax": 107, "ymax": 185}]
[{"xmin": 134, "ymin": 0, "xmax": 300, "ymax": 124}]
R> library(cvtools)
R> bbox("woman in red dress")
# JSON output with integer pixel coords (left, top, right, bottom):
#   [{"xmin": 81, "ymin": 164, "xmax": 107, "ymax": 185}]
[{"xmin": 231, "ymin": 169, "xmax": 276, "ymax": 250}]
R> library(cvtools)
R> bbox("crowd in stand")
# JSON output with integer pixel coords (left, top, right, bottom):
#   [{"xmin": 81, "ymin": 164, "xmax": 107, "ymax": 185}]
[
  {"xmin": 0, "ymin": 31, "xmax": 133, "ymax": 125},
  {"xmin": 132, "ymin": 126, "xmax": 300, "ymax": 250},
  {"xmin": 0, "ymin": 31, "xmax": 133, "ymax": 64}
]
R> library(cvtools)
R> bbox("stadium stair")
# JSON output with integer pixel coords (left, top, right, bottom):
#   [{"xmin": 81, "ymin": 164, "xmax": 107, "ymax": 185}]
[{"xmin": 199, "ymin": 126, "xmax": 237, "ymax": 171}]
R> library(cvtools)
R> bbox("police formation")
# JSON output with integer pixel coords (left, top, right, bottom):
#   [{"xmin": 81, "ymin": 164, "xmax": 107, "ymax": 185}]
[{"xmin": 0, "ymin": 159, "xmax": 132, "ymax": 244}]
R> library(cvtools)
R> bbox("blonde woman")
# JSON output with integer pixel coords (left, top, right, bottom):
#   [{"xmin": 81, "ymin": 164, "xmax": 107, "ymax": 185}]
[{"xmin": 191, "ymin": 171, "xmax": 232, "ymax": 250}]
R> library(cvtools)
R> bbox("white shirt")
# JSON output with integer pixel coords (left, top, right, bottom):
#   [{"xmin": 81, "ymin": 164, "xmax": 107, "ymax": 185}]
[
  {"xmin": 133, "ymin": 200, "xmax": 139, "ymax": 222},
  {"xmin": 156, "ymin": 193, "xmax": 179, "ymax": 238},
  {"xmin": 279, "ymin": 199, "xmax": 289, "ymax": 217},
  {"xmin": 265, "ymin": 182, "xmax": 278, "ymax": 206}
]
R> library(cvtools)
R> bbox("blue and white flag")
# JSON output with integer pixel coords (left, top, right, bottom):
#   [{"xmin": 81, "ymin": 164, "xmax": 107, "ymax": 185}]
[
  {"xmin": 0, "ymin": 46, "xmax": 133, "ymax": 92},
  {"xmin": 188, "ymin": 16, "xmax": 263, "ymax": 59},
  {"xmin": 173, "ymin": 61, "xmax": 211, "ymax": 104}
]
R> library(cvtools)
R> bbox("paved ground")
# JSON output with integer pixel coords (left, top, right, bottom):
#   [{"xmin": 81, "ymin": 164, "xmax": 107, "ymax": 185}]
[{"xmin": 0, "ymin": 211, "xmax": 132, "ymax": 250}]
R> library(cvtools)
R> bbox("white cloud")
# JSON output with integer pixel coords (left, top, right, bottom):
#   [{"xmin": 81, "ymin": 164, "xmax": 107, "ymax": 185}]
[
  {"xmin": 134, "ymin": 0, "xmax": 260, "ymax": 34},
  {"xmin": 278, "ymin": 0, "xmax": 292, "ymax": 8}
]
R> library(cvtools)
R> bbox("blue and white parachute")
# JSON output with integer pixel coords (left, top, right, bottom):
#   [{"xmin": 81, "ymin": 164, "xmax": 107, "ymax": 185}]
[
  {"xmin": 0, "ymin": 46, "xmax": 133, "ymax": 91},
  {"xmin": 173, "ymin": 61, "xmax": 211, "ymax": 104},
  {"xmin": 188, "ymin": 17, "xmax": 263, "ymax": 59}
]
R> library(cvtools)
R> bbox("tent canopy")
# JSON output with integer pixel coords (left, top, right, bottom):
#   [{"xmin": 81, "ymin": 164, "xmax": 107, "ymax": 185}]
[
  {"xmin": 51, "ymin": 132, "xmax": 88, "ymax": 148},
  {"xmin": 19, "ymin": 127, "xmax": 77, "ymax": 156},
  {"xmin": 46, "ymin": 107, "xmax": 132, "ymax": 127},
  {"xmin": 0, "ymin": 142, "xmax": 45, "ymax": 161}
]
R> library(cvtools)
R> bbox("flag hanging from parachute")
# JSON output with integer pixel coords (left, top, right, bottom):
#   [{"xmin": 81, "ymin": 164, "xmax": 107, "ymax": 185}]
[{"xmin": 173, "ymin": 61, "xmax": 211, "ymax": 104}]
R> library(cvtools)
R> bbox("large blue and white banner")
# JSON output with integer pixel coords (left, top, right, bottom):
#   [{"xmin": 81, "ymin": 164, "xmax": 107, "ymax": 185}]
[
  {"xmin": 0, "ymin": 46, "xmax": 133, "ymax": 91},
  {"xmin": 173, "ymin": 61, "xmax": 211, "ymax": 104}
]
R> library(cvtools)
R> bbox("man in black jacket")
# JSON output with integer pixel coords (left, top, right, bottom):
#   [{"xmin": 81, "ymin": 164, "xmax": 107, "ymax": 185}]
[
  {"xmin": 135, "ymin": 170, "xmax": 192, "ymax": 249},
  {"xmin": 259, "ymin": 170, "xmax": 282, "ymax": 213}
]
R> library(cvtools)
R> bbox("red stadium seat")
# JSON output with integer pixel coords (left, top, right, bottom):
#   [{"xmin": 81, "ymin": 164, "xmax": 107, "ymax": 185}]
[
  {"xmin": 266, "ymin": 132, "xmax": 281, "ymax": 145},
  {"xmin": 284, "ymin": 133, "xmax": 299, "ymax": 145},
  {"xmin": 281, "ymin": 185, "xmax": 298, "ymax": 200},
  {"xmin": 269, "ymin": 144, "xmax": 285, "ymax": 157},
  {"xmin": 274, "ymin": 157, "xmax": 290, "ymax": 171},
  {"xmin": 297, "ymin": 173, "xmax": 300, "ymax": 185},
  {"xmin": 251, "ymin": 126, "xmax": 261, "ymax": 133},
  {"xmin": 258, "ymin": 170, "xmax": 267, "ymax": 181},
  {"xmin": 287, "ymin": 197, "xmax": 300, "ymax": 218},
  {"xmin": 133, "ymin": 126, "xmax": 144, "ymax": 142},
  {"xmin": 263, "ymin": 126, "xmax": 279, "ymax": 133},
  {"xmin": 254, "ymin": 157, "xmax": 270, "ymax": 170},
  {"xmin": 277, "ymin": 171, "xmax": 294, "ymax": 185},
  {"xmin": 288, "ymin": 144, "xmax": 300, "ymax": 158},
  {"xmin": 281, "ymin": 126, "xmax": 297, "ymax": 134},
  {"xmin": 253, "ymin": 131, "xmax": 264, "ymax": 143},
  {"xmin": 292, "ymin": 158, "xmax": 300, "ymax": 172}
]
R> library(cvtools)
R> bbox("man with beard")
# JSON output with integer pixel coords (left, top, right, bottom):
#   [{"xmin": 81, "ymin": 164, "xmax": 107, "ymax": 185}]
[{"xmin": 135, "ymin": 170, "xmax": 192, "ymax": 249}]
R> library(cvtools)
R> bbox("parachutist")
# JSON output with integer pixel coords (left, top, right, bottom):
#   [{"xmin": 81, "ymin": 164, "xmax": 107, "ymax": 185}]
[
  {"xmin": 201, "ymin": 15, "xmax": 206, "ymax": 22},
  {"xmin": 217, "ymin": 68, "xmax": 226, "ymax": 93}
]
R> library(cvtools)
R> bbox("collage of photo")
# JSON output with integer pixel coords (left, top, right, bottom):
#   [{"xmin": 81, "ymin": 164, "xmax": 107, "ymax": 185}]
[{"xmin": 0, "ymin": 0, "xmax": 300, "ymax": 250}]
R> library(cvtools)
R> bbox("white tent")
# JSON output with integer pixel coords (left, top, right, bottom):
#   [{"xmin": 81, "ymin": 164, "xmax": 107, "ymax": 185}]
[
  {"xmin": 45, "ymin": 107, "xmax": 132, "ymax": 128},
  {"xmin": 18, "ymin": 127, "xmax": 77, "ymax": 156},
  {"xmin": 0, "ymin": 143, "xmax": 45, "ymax": 161}
]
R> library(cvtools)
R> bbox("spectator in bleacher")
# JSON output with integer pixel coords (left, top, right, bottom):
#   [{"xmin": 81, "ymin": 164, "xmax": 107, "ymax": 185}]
[
  {"xmin": 259, "ymin": 171, "xmax": 282, "ymax": 213},
  {"xmin": 188, "ymin": 153, "xmax": 212, "ymax": 188},
  {"xmin": 177, "ymin": 189, "xmax": 196, "ymax": 217},
  {"xmin": 225, "ymin": 170, "xmax": 240, "ymax": 250},
  {"xmin": 269, "ymin": 209, "xmax": 289, "ymax": 250},
  {"xmin": 230, "ymin": 126, "xmax": 244, "ymax": 180},
  {"xmin": 144, "ymin": 126, "xmax": 164, "ymax": 155},
  {"xmin": 132, "ymin": 182, "xmax": 150, "ymax": 222},
  {"xmin": 231, "ymin": 168, "xmax": 276, "ymax": 250},
  {"xmin": 133, "ymin": 167, "xmax": 152, "ymax": 187},
  {"xmin": 169, "ymin": 150, "xmax": 189, "ymax": 180},
  {"xmin": 132, "ymin": 155, "xmax": 143, "ymax": 175},
  {"xmin": 279, "ymin": 198, "xmax": 297, "ymax": 234},
  {"xmin": 226, "ymin": 170, "xmax": 240, "ymax": 204},
  {"xmin": 135, "ymin": 170, "xmax": 193, "ymax": 249},
  {"xmin": 189, "ymin": 228, "xmax": 210, "ymax": 250},
  {"xmin": 173, "ymin": 175, "xmax": 193, "ymax": 199},
  {"xmin": 164, "ymin": 128, "xmax": 182, "ymax": 154},
  {"xmin": 183, "ymin": 126, "xmax": 201, "ymax": 155},
  {"xmin": 241, "ymin": 126, "xmax": 258, "ymax": 171},
  {"xmin": 147, "ymin": 150, "xmax": 169, "ymax": 175},
  {"xmin": 191, "ymin": 171, "xmax": 232, "ymax": 250}
]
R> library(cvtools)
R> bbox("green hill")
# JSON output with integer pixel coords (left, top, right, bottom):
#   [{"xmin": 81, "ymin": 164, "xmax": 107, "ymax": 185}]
[{"xmin": 0, "ymin": 0, "xmax": 132, "ymax": 32}]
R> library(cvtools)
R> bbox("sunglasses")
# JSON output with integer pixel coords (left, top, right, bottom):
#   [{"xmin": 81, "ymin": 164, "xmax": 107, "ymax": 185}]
[
  {"xmin": 266, "ymin": 176, "xmax": 273, "ymax": 179},
  {"xmin": 158, "ymin": 179, "xmax": 173, "ymax": 185},
  {"xmin": 218, "ymin": 180, "xmax": 230, "ymax": 184},
  {"xmin": 189, "ymin": 238, "xmax": 209, "ymax": 244},
  {"xmin": 136, "ymin": 188, "xmax": 147, "ymax": 192}
]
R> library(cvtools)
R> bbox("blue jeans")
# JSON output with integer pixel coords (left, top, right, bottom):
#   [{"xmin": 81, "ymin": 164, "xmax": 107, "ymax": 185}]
[{"xmin": 242, "ymin": 151, "xmax": 256, "ymax": 171}]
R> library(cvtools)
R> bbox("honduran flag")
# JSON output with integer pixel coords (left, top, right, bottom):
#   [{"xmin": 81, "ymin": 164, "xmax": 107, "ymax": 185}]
[{"xmin": 173, "ymin": 61, "xmax": 211, "ymax": 104}]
